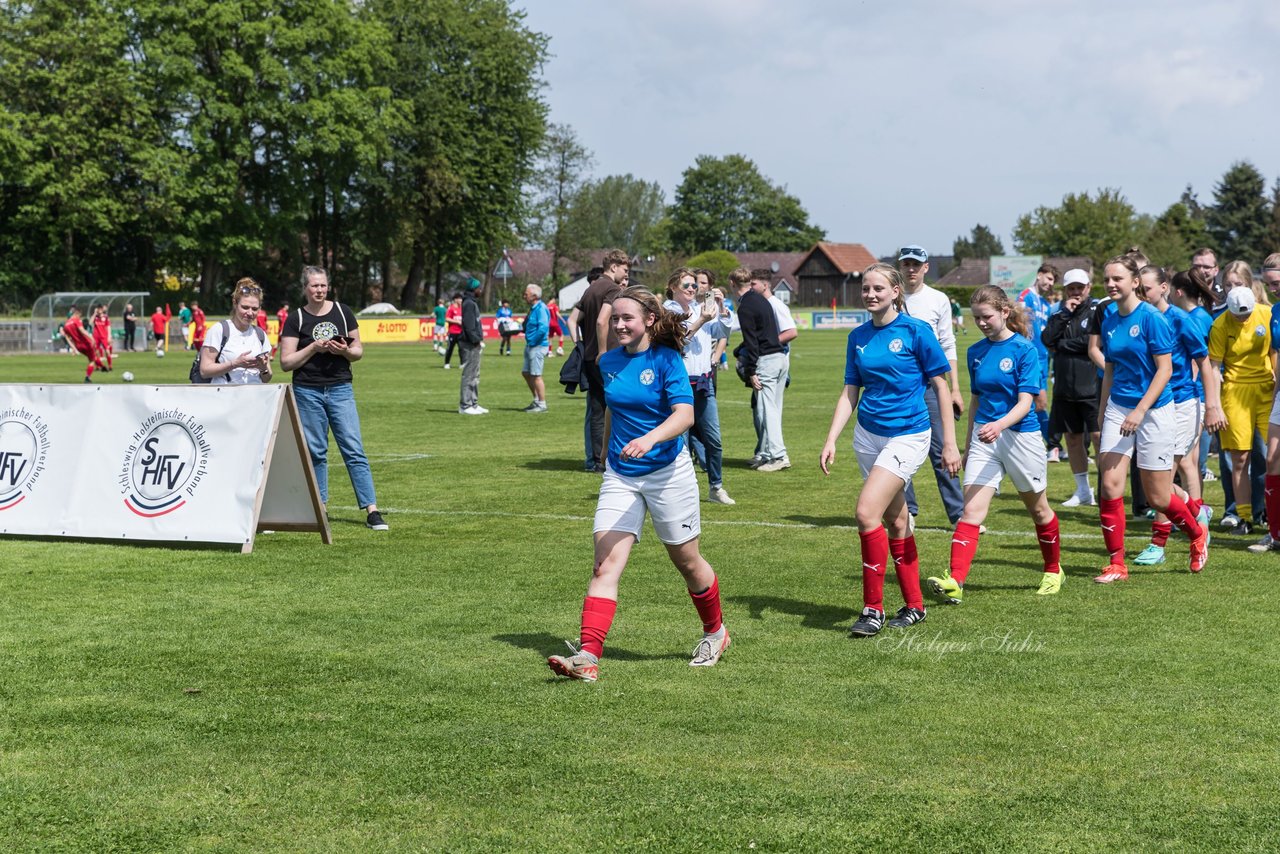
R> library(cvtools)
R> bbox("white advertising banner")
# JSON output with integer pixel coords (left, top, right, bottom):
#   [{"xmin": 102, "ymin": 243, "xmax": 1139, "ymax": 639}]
[{"xmin": 0, "ymin": 383, "xmax": 329, "ymax": 552}]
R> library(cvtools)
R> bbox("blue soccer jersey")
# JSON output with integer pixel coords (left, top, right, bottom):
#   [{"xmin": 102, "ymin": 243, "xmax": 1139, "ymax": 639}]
[
  {"xmin": 845, "ymin": 313, "xmax": 950, "ymax": 436},
  {"xmin": 967, "ymin": 334, "xmax": 1042, "ymax": 433},
  {"xmin": 1269, "ymin": 303, "xmax": 1280, "ymax": 351},
  {"xmin": 1188, "ymin": 306, "xmax": 1214, "ymax": 400},
  {"xmin": 600, "ymin": 344, "xmax": 694, "ymax": 476},
  {"xmin": 1021, "ymin": 290, "xmax": 1051, "ymax": 359},
  {"xmin": 1102, "ymin": 301, "xmax": 1174, "ymax": 409},
  {"xmin": 1162, "ymin": 304, "xmax": 1208, "ymax": 404}
]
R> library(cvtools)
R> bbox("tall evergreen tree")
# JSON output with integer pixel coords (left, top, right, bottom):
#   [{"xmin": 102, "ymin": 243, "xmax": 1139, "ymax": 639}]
[{"xmin": 1206, "ymin": 160, "xmax": 1269, "ymax": 264}]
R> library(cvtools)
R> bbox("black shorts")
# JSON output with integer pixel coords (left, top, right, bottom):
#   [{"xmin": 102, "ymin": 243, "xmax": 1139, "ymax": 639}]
[{"xmin": 1050, "ymin": 396, "xmax": 1099, "ymax": 435}]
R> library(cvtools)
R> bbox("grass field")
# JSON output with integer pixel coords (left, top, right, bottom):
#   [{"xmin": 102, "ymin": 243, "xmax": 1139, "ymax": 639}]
[{"xmin": 2, "ymin": 331, "xmax": 1278, "ymax": 852}]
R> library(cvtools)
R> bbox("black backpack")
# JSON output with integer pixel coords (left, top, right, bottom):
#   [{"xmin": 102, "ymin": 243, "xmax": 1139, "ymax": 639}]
[{"xmin": 190, "ymin": 321, "xmax": 268, "ymax": 383}]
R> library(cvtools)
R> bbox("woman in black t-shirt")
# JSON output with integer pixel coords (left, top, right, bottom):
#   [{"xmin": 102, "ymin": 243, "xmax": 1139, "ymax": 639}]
[{"xmin": 279, "ymin": 266, "xmax": 388, "ymax": 531}]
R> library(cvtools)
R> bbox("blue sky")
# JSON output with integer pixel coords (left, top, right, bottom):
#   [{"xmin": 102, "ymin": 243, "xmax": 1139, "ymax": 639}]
[{"xmin": 519, "ymin": 0, "xmax": 1280, "ymax": 259}]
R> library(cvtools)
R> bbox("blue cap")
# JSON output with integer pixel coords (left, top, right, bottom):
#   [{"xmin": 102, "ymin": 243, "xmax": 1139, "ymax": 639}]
[{"xmin": 898, "ymin": 245, "xmax": 928, "ymax": 263}]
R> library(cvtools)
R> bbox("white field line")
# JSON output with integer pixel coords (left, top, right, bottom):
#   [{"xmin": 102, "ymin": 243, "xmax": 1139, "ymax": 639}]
[{"xmin": 370, "ymin": 506, "xmax": 1166, "ymax": 541}]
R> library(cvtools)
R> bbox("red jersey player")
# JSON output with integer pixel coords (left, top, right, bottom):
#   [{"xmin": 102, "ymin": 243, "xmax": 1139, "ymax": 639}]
[
  {"xmin": 191, "ymin": 301, "xmax": 207, "ymax": 350},
  {"xmin": 63, "ymin": 307, "xmax": 107, "ymax": 381},
  {"xmin": 91, "ymin": 304, "xmax": 114, "ymax": 370}
]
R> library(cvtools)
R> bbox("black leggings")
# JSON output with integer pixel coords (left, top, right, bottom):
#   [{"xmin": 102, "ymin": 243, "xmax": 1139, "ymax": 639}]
[{"xmin": 443, "ymin": 332, "xmax": 462, "ymax": 365}]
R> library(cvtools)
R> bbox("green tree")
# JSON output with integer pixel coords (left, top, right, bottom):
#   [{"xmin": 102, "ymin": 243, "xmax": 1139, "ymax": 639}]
[
  {"xmin": 685, "ymin": 249, "xmax": 740, "ymax": 290},
  {"xmin": 1012, "ymin": 188, "xmax": 1142, "ymax": 272},
  {"xmin": 1141, "ymin": 202, "xmax": 1214, "ymax": 270},
  {"xmin": 528, "ymin": 123, "xmax": 594, "ymax": 286},
  {"xmin": 0, "ymin": 0, "xmax": 164, "ymax": 300},
  {"xmin": 668, "ymin": 154, "xmax": 824, "ymax": 253},
  {"xmin": 373, "ymin": 0, "xmax": 547, "ymax": 308},
  {"xmin": 566, "ymin": 174, "xmax": 666, "ymax": 256},
  {"xmin": 1206, "ymin": 161, "xmax": 1269, "ymax": 264},
  {"xmin": 1261, "ymin": 177, "xmax": 1280, "ymax": 259},
  {"xmin": 952, "ymin": 224, "xmax": 1004, "ymax": 262}
]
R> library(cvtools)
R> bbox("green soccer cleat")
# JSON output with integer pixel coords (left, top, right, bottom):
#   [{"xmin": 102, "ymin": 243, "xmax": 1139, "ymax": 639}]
[
  {"xmin": 1133, "ymin": 544, "xmax": 1166, "ymax": 565},
  {"xmin": 1036, "ymin": 570, "xmax": 1064, "ymax": 596},
  {"xmin": 926, "ymin": 574, "xmax": 964, "ymax": 605}
]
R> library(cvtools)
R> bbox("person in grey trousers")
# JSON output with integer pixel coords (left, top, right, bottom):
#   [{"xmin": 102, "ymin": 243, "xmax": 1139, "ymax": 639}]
[{"xmin": 459, "ymin": 277, "xmax": 487, "ymax": 415}]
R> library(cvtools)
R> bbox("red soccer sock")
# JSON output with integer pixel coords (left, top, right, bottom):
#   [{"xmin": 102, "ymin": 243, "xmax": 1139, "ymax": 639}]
[
  {"xmin": 890, "ymin": 535, "xmax": 924, "ymax": 611},
  {"xmin": 1150, "ymin": 521, "xmax": 1173, "ymax": 548},
  {"xmin": 1165, "ymin": 493, "xmax": 1202, "ymax": 540},
  {"xmin": 689, "ymin": 574, "xmax": 723, "ymax": 634},
  {"xmin": 1267, "ymin": 475, "xmax": 1280, "ymax": 539},
  {"xmin": 1035, "ymin": 516, "xmax": 1061, "ymax": 573},
  {"xmin": 948, "ymin": 521, "xmax": 982, "ymax": 584},
  {"xmin": 1187, "ymin": 496, "xmax": 1204, "ymax": 518},
  {"xmin": 858, "ymin": 526, "xmax": 889, "ymax": 613},
  {"xmin": 578, "ymin": 596, "xmax": 617, "ymax": 659},
  {"xmin": 1100, "ymin": 497, "xmax": 1127, "ymax": 567}
]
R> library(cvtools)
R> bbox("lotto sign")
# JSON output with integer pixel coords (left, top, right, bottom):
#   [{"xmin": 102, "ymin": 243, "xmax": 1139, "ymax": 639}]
[{"xmin": 0, "ymin": 384, "xmax": 329, "ymax": 552}]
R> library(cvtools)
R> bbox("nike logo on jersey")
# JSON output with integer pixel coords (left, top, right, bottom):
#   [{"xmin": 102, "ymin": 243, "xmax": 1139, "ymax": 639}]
[{"xmin": 862, "ymin": 562, "xmax": 883, "ymax": 574}]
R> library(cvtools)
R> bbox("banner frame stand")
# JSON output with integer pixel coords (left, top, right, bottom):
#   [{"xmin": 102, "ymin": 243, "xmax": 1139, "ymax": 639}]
[{"xmin": 242, "ymin": 386, "xmax": 332, "ymax": 553}]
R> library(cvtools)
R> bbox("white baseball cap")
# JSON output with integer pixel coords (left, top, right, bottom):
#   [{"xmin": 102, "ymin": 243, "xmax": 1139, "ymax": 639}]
[
  {"xmin": 1063, "ymin": 269, "xmax": 1090, "ymax": 287},
  {"xmin": 1226, "ymin": 287, "xmax": 1256, "ymax": 319}
]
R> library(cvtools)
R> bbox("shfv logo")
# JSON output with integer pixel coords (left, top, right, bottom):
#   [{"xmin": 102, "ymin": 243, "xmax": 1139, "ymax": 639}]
[
  {"xmin": 0, "ymin": 407, "xmax": 50, "ymax": 511},
  {"xmin": 120, "ymin": 410, "xmax": 211, "ymax": 517}
]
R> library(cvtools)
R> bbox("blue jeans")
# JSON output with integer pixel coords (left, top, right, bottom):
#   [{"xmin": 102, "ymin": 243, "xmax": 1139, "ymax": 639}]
[
  {"xmin": 690, "ymin": 386, "xmax": 724, "ymax": 488},
  {"xmin": 293, "ymin": 382, "xmax": 377, "ymax": 509}
]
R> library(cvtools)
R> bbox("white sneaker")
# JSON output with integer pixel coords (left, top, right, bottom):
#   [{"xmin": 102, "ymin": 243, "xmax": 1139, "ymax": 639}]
[
  {"xmin": 460, "ymin": 405, "xmax": 487, "ymax": 415},
  {"xmin": 757, "ymin": 456, "xmax": 791, "ymax": 472},
  {"xmin": 1047, "ymin": 448, "xmax": 1061, "ymax": 463},
  {"xmin": 709, "ymin": 486, "xmax": 736, "ymax": 505},
  {"xmin": 1247, "ymin": 533, "xmax": 1280, "ymax": 553},
  {"xmin": 443, "ymin": 363, "xmax": 452, "ymax": 370},
  {"xmin": 1220, "ymin": 512, "xmax": 1241, "ymax": 530},
  {"xmin": 556, "ymin": 346, "xmax": 564, "ymax": 356},
  {"xmin": 689, "ymin": 628, "xmax": 730, "ymax": 667},
  {"xmin": 1061, "ymin": 493, "xmax": 1096, "ymax": 507},
  {"xmin": 1203, "ymin": 469, "xmax": 1218, "ymax": 482}
]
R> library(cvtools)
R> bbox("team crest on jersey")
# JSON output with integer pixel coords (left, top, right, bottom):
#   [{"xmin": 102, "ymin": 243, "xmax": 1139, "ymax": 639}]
[
  {"xmin": 311, "ymin": 321, "xmax": 340, "ymax": 341},
  {"xmin": 888, "ymin": 338, "xmax": 904, "ymax": 353},
  {"xmin": 119, "ymin": 410, "xmax": 210, "ymax": 517},
  {"xmin": 1081, "ymin": 317, "xmax": 1089, "ymax": 328},
  {"xmin": 1128, "ymin": 324, "xmax": 1140, "ymax": 337},
  {"xmin": 999, "ymin": 357, "xmax": 1014, "ymax": 372},
  {"xmin": 1256, "ymin": 325, "xmax": 1266, "ymax": 337},
  {"xmin": 639, "ymin": 368, "xmax": 655, "ymax": 386},
  {"xmin": 0, "ymin": 407, "xmax": 50, "ymax": 511}
]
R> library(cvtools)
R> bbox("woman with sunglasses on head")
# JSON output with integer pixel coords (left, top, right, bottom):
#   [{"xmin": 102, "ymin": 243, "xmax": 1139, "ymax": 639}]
[
  {"xmin": 926, "ymin": 287, "xmax": 1063, "ymax": 605},
  {"xmin": 1132, "ymin": 267, "xmax": 1224, "ymax": 567},
  {"xmin": 820, "ymin": 263, "xmax": 960, "ymax": 637},
  {"xmin": 199, "ymin": 278, "xmax": 273, "ymax": 385},
  {"xmin": 547, "ymin": 286, "xmax": 728, "ymax": 682},
  {"xmin": 663, "ymin": 267, "xmax": 734, "ymax": 505},
  {"xmin": 1094, "ymin": 256, "xmax": 1208, "ymax": 583},
  {"xmin": 279, "ymin": 265, "xmax": 388, "ymax": 531}
]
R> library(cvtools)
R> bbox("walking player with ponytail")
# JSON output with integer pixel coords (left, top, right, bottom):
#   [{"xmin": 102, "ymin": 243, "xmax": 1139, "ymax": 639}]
[
  {"xmin": 548, "ymin": 286, "xmax": 729, "ymax": 682},
  {"xmin": 1094, "ymin": 256, "xmax": 1209, "ymax": 583},
  {"xmin": 821, "ymin": 263, "xmax": 961, "ymax": 637},
  {"xmin": 926, "ymin": 287, "xmax": 1064, "ymax": 604}
]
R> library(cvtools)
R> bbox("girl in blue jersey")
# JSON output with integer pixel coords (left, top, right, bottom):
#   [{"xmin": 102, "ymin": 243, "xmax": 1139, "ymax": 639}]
[
  {"xmin": 1251, "ymin": 254, "xmax": 1280, "ymax": 553},
  {"xmin": 821, "ymin": 263, "xmax": 960, "ymax": 637},
  {"xmin": 548, "ymin": 286, "xmax": 728, "ymax": 682},
  {"xmin": 1095, "ymin": 256, "xmax": 1209, "ymax": 583},
  {"xmin": 1134, "ymin": 266, "xmax": 1224, "ymax": 566},
  {"xmin": 925, "ymin": 287, "xmax": 1063, "ymax": 604}
]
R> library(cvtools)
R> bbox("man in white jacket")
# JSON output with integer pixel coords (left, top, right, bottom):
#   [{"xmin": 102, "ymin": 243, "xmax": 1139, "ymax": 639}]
[{"xmin": 898, "ymin": 245, "xmax": 965, "ymax": 525}]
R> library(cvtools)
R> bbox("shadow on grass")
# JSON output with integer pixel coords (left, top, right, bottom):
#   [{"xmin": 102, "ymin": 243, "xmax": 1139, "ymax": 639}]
[
  {"xmin": 521, "ymin": 458, "xmax": 593, "ymax": 473},
  {"xmin": 783, "ymin": 515, "xmax": 852, "ymax": 528},
  {"xmin": 728, "ymin": 595, "xmax": 854, "ymax": 633},
  {"xmin": 493, "ymin": 632, "xmax": 685, "ymax": 661}
]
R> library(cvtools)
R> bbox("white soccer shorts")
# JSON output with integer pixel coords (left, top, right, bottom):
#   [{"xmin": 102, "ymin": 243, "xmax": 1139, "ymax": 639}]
[
  {"xmin": 1099, "ymin": 401, "xmax": 1176, "ymax": 471},
  {"xmin": 963, "ymin": 427, "xmax": 1048, "ymax": 494},
  {"xmin": 1173, "ymin": 398, "xmax": 1202, "ymax": 458},
  {"xmin": 853, "ymin": 422, "xmax": 930, "ymax": 484},
  {"xmin": 594, "ymin": 452, "xmax": 701, "ymax": 545}
]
